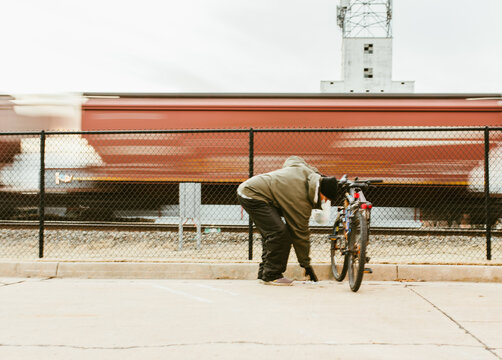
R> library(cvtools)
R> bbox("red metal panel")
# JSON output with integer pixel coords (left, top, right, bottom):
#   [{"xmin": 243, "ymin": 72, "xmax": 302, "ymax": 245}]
[
  {"xmin": 82, "ymin": 97, "xmax": 502, "ymax": 112},
  {"xmin": 79, "ymin": 96, "xmax": 502, "ymax": 184},
  {"xmin": 82, "ymin": 109, "xmax": 502, "ymax": 130}
]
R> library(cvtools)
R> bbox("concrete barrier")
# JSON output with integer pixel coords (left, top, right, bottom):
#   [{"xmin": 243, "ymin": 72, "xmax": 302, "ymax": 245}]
[
  {"xmin": 1, "ymin": 261, "xmax": 501, "ymax": 282},
  {"xmin": 397, "ymin": 264, "xmax": 502, "ymax": 282},
  {"xmin": 0, "ymin": 261, "xmax": 58, "ymax": 278}
]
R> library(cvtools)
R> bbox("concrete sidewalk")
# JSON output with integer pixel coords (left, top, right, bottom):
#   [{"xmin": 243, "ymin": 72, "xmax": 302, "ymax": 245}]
[
  {"xmin": 0, "ymin": 278, "xmax": 501, "ymax": 360},
  {"xmin": 1, "ymin": 261, "xmax": 502, "ymax": 282}
]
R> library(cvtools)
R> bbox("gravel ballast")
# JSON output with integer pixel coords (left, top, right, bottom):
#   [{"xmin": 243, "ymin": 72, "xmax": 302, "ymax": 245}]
[{"xmin": 0, "ymin": 228, "xmax": 501, "ymax": 264}]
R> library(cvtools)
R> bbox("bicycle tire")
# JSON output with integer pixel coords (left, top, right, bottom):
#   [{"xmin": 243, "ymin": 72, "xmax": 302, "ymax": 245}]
[
  {"xmin": 348, "ymin": 211, "xmax": 368, "ymax": 292},
  {"xmin": 330, "ymin": 221, "xmax": 348, "ymax": 281}
]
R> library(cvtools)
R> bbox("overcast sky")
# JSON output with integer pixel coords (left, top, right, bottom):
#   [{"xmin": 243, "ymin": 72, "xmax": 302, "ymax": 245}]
[{"xmin": 1, "ymin": 0, "xmax": 501, "ymax": 94}]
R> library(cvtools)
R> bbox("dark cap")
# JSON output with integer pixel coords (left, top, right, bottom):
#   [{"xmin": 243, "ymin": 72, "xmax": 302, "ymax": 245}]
[{"xmin": 320, "ymin": 176, "xmax": 338, "ymax": 201}]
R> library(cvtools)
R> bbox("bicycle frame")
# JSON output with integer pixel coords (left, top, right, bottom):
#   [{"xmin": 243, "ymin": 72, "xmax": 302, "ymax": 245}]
[
  {"xmin": 337, "ymin": 185, "xmax": 372, "ymax": 240},
  {"xmin": 345, "ymin": 186, "xmax": 372, "ymax": 223},
  {"xmin": 330, "ymin": 176, "xmax": 380, "ymax": 292}
]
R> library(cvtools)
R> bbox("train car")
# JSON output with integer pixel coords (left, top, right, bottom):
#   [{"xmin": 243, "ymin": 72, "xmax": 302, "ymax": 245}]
[
  {"xmin": 80, "ymin": 93, "xmax": 502, "ymax": 183},
  {"xmin": 0, "ymin": 96, "xmax": 22, "ymax": 190},
  {"xmin": 77, "ymin": 93, "xmax": 502, "ymax": 225},
  {"xmin": 1, "ymin": 93, "xmax": 502, "ymax": 225}
]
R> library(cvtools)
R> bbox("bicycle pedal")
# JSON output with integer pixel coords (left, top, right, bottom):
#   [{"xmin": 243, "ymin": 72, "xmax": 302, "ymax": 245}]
[{"xmin": 364, "ymin": 267, "xmax": 373, "ymax": 274}]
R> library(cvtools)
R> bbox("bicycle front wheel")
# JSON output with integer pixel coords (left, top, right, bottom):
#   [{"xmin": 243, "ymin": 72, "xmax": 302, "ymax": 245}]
[
  {"xmin": 347, "ymin": 211, "xmax": 368, "ymax": 292},
  {"xmin": 330, "ymin": 231, "xmax": 348, "ymax": 281}
]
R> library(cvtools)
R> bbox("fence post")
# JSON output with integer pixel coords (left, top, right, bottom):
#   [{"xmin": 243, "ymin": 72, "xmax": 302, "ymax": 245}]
[
  {"xmin": 248, "ymin": 128, "xmax": 254, "ymax": 260},
  {"xmin": 484, "ymin": 127, "xmax": 491, "ymax": 260},
  {"xmin": 39, "ymin": 131, "xmax": 46, "ymax": 258}
]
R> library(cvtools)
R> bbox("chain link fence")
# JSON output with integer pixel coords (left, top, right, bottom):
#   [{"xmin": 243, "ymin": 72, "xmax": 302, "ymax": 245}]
[{"xmin": 0, "ymin": 128, "xmax": 501, "ymax": 263}]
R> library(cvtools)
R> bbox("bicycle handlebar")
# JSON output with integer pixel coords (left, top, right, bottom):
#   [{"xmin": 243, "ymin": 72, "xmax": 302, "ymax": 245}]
[{"xmin": 339, "ymin": 175, "xmax": 383, "ymax": 189}]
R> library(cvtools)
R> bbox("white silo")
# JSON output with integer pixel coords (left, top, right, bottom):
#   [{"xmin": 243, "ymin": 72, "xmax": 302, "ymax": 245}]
[{"xmin": 321, "ymin": 0, "xmax": 414, "ymax": 93}]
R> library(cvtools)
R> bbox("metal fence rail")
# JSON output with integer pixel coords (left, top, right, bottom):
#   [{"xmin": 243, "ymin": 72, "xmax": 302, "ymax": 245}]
[{"xmin": 0, "ymin": 128, "xmax": 501, "ymax": 263}]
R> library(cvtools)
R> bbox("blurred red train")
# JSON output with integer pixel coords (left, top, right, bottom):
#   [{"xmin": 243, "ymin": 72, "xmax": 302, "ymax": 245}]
[
  {"xmin": 1, "ymin": 92, "xmax": 502, "ymax": 224},
  {"xmin": 79, "ymin": 93, "xmax": 502, "ymax": 186}
]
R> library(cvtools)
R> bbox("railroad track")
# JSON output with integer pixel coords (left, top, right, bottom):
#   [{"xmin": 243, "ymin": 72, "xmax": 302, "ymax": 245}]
[{"xmin": 0, "ymin": 220, "xmax": 499, "ymax": 237}]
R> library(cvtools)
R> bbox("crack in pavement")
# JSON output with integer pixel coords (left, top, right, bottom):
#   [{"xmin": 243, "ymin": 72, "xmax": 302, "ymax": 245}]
[
  {"xmin": 0, "ymin": 280, "xmax": 26, "ymax": 287},
  {"xmin": 0, "ymin": 277, "xmax": 53, "ymax": 288},
  {"xmin": 0, "ymin": 341, "xmax": 491, "ymax": 350},
  {"xmin": 406, "ymin": 285, "xmax": 501, "ymax": 360}
]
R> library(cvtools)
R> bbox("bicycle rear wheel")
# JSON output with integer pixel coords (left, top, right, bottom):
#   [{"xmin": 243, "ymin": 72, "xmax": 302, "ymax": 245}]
[
  {"xmin": 348, "ymin": 211, "xmax": 368, "ymax": 292},
  {"xmin": 330, "ymin": 222, "xmax": 348, "ymax": 281}
]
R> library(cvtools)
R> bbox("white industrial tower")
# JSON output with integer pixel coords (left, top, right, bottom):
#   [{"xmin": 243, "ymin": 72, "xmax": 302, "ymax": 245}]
[{"xmin": 321, "ymin": 0, "xmax": 414, "ymax": 93}]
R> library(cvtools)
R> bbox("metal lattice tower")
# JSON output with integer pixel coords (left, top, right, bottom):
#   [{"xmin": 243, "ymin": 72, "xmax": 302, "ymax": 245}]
[
  {"xmin": 337, "ymin": 0, "xmax": 392, "ymax": 38},
  {"xmin": 321, "ymin": 0, "xmax": 413, "ymax": 93}
]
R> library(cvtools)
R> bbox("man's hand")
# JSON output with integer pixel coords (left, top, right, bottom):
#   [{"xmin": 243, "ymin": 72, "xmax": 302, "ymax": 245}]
[{"xmin": 304, "ymin": 266, "xmax": 318, "ymax": 282}]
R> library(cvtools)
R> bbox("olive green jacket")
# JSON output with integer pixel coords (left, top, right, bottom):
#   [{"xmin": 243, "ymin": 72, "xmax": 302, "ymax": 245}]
[{"xmin": 238, "ymin": 156, "xmax": 322, "ymax": 267}]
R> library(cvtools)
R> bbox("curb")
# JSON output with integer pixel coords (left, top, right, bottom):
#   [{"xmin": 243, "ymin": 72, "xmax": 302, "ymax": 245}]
[{"xmin": 0, "ymin": 261, "xmax": 501, "ymax": 282}]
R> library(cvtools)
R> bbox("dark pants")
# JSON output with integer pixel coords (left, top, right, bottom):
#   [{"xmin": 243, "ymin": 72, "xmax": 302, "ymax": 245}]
[{"xmin": 238, "ymin": 195, "xmax": 291, "ymax": 281}]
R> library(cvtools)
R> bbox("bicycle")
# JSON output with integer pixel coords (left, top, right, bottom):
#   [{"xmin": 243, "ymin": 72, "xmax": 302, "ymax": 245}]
[{"xmin": 329, "ymin": 175, "xmax": 382, "ymax": 292}]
